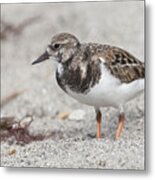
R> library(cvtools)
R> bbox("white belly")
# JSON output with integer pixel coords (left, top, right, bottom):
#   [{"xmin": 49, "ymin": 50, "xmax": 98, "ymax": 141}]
[{"xmin": 66, "ymin": 64, "xmax": 144, "ymax": 109}]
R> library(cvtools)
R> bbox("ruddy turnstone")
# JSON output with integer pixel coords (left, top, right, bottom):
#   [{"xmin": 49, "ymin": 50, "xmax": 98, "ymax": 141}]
[{"xmin": 32, "ymin": 33, "xmax": 145, "ymax": 140}]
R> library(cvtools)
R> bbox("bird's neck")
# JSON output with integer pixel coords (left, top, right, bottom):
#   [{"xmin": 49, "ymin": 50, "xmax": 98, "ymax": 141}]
[{"xmin": 56, "ymin": 63, "xmax": 65, "ymax": 77}]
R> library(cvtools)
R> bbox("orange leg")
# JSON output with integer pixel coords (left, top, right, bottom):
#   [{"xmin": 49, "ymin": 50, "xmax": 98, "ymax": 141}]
[
  {"xmin": 96, "ymin": 110, "xmax": 102, "ymax": 139},
  {"xmin": 115, "ymin": 112, "xmax": 125, "ymax": 140}
]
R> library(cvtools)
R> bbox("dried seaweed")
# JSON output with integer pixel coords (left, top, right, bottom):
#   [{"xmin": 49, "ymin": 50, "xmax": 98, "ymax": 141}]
[
  {"xmin": 0, "ymin": 16, "xmax": 40, "ymax": 40},
  {"xmin": 0, "ymin": 115, "xmax": 45, "ymax": 144},
  {"xmin": 1, "ymin": 89, "xmax": 26, "ymax": 107}
]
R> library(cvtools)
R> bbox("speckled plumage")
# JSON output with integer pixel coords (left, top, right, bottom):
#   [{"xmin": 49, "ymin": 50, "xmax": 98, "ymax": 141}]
[
  {"xmin": 56, "ymin": 43, "xmax": 102, "ymax": 94},
  {"xmin": 55, "ymin": 40, "xmax": 144, "ymax": 94},
  {"xmin": 32, "ymin": 33, "xmax": 145, "ymax": 140}
]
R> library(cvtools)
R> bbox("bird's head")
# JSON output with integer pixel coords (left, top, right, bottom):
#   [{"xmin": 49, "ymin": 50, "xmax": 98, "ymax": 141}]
[{"xmin": 32, "ymin": 33, "xmax": 80, "ymax": 65}]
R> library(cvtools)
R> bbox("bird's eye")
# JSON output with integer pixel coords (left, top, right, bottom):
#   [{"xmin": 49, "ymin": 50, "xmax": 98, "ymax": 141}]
[{"xmin": 53, "ymin": 43, "xmax": 60, "ymax": 49}]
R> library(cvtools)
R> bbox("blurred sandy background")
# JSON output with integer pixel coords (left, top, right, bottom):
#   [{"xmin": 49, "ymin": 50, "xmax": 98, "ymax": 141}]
[{"xmin": 1, "ymin": 1, "xmax": 145, "ymax": 169}]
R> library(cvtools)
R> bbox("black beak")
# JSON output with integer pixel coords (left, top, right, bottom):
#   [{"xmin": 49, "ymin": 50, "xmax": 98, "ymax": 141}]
[{"xmin": 32, "ymin": 51, "xmax": 49, "ymax": 65}]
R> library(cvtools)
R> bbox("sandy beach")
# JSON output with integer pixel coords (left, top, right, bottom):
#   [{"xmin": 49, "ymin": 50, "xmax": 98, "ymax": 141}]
[{"xmin": 1, "ymin": 1, "xmax": 145, "ymax": 170}]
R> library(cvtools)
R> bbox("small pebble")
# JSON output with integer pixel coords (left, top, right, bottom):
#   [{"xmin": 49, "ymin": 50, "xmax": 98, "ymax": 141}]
[
  {"xmin": 57, "ymin": 111, "xmax": 70, "ymax": 120},
  {"xmin": 68, "ymin": 109, "xmax": 85, "ymax": 121},
  {"xmin": 8, "ymin": 148, "xmax": 16, "ymax": 156}
]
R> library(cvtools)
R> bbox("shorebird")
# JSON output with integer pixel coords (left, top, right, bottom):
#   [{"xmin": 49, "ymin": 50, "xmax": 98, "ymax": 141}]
[{"xmin": 32, "ymin": 33, "xmax": 145, "ymax": 140}]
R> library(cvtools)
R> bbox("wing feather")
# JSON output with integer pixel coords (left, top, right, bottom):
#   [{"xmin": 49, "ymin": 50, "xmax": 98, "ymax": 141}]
[{"xmin": 95, "ymin": 46, "xmax": 145, "ymax": 83}]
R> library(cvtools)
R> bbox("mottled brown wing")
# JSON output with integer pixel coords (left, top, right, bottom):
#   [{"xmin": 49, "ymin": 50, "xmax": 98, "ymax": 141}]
[{"xmin": 98, "ymin": 46, "xmax": 145, "ymax": 83}]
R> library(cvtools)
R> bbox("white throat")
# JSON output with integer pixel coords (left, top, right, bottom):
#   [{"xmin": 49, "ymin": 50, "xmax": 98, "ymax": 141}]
[{"xmin": 56, "ymin": 62, "xmax": 64, "ymax": 76}]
